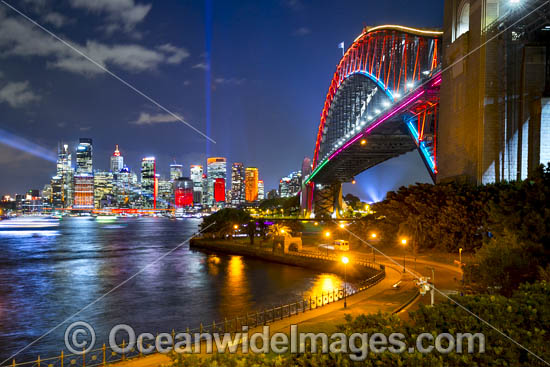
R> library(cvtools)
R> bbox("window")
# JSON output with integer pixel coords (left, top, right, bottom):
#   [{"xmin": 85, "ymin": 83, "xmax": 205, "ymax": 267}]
[{"xmin": 456, "ymin": 1, "xmax": 470, "ymax": 40}]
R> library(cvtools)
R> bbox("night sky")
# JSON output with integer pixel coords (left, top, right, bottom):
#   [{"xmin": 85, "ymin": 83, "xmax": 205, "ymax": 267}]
[{"xmin": 0, "ymin": 0, "xmax": 442, "ymax": 200}]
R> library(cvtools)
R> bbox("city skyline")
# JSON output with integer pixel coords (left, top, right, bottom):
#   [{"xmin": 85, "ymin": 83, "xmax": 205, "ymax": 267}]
[{"xmin": 0, "ymin": 0, "xmax": 440, "ymax": 197}]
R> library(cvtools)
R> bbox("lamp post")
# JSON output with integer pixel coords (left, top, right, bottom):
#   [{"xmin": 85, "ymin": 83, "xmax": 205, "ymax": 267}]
[
  {"xmin": 401, "ymin": 238, "xmax": 407, "ymax": 273},
  {"xmin": 342, "ymin": 256, "xmax": 349, "ymax": 308},
  {"xmin": 371, "ymin": 233, "xmax": 377, "ymax": 262},
  {"xmin": 459, "ymin": 248, "xmax": 463, "ymax": 266}
]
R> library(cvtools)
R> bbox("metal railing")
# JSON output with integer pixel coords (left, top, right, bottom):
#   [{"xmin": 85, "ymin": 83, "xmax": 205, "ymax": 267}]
[{"xmin": 2, "ymin": 249, "xmax": 385, "ymax": 367}]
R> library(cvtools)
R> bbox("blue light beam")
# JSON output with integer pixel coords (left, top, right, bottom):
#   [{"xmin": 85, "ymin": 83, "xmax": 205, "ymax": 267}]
[{"xmin": 0, "ymin": 128, "xmax": 56, "ymax": 163}]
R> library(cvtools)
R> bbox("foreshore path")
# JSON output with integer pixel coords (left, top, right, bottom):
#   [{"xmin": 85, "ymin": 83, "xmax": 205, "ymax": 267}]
[{"xmin": 112, "ymin": 261, "xmax": 417, "ymax": 367}]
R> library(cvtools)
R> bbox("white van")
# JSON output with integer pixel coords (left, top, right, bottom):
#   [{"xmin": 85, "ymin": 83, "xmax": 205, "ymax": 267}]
[{"xmin": 333, "ymin": 240, "xmax": 349, "ymax": 251}]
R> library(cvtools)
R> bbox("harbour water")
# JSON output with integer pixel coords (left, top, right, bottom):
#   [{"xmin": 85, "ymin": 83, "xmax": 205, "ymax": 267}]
[{"xmin": 0, "ymin": 217, "xmax": 344, "ymax": 363}]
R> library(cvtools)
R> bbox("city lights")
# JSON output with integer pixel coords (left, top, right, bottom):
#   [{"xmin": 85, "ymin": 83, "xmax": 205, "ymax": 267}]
[
  {"xmin": 341, "ymin": 256, "xmax": 349, "ymax": 264},
  {"xmin": 371, "ymin": 233, "xmax": 377, "ymax": 238}
]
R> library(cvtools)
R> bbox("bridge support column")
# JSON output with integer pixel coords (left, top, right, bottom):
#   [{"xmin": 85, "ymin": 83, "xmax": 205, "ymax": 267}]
[{"xmin": 312, "ymin": 182, "xmax": 343, "ymax": 219}]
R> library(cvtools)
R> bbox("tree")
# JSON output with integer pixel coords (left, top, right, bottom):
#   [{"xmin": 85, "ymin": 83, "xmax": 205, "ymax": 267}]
[{"xmin": 200, "ymin": 208, "xmax": 251, "ymax": 238}]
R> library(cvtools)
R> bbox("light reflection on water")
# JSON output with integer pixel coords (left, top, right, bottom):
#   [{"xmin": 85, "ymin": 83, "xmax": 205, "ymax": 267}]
[{"xmin": 0, "ymin": 218, "xmax": 344, "ymax": 362}]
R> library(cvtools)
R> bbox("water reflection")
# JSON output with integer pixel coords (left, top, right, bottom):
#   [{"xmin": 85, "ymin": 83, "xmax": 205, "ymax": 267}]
[{"xmin": 0, "ymin": 218, "xmax": 345, "ymax": 362}]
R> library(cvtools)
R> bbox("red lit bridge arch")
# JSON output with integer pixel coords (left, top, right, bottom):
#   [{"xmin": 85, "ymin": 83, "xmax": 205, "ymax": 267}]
[{"xmin": 303, "ymin": 25, "xmax": 442, "ymax": 216}]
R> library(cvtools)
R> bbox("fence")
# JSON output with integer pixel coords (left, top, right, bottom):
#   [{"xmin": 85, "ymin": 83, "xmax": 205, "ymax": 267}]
[{"xmin": 3, "ymin": 252, "xmax": 385, "ymax": 367}]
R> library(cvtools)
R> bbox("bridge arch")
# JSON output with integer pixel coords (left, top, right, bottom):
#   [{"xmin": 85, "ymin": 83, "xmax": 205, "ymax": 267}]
[
  {"xmin": 304, "ymin": 25, "xmax": 442, "ymax": 216},
  {"xmin": 313, "ymin": 25, "xmax": 442, "ymax": 168}
]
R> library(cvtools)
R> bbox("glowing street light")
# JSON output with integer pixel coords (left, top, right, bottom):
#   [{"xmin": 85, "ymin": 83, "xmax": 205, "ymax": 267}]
[
  {"xmin": 314, "ymin": 221, "xmax": 319, "ymax": 226},
  {"xmin": 339, "ymin": 223, "xmax": 345, "ymax": 229},
  {"xmin": 342, "ymin": 256, "xmax": 349, "ymax": 308},
  {"xmin": 325, "ymin": 231, "xmax": 331, "ymax": 238},
  {"xmin": 233, "ymin": 224, "xmax": 239, "ymax": 230},
  {"xmin": 360, "ymin": 139, "xmax": 367, "ymax": 146},
  {"xmin": 371, "ymin": 233, "xmax": 377, "ymax": 238}
]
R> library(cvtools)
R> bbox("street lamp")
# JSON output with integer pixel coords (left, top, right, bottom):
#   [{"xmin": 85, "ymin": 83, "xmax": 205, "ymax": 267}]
[
  {"xmin": 459, "ymin": 247, "xmax": 463, "ymax": 266},
  {"xmin": 341, "ymin": 256, "xmax": 349, "ymax": 308},
  {"xmin": 401, "ymin": 238, "xmax": 407, "ymax": 273},
  {"xmin": 233, "ymin": 224, "xmax": 239, "ymax": 239},
  {"xmin": 324, "ymin": 231, "xmax": 331, "ymax": 256},
  {"xmin": 370, "ymin": 233, "xmax": 377, "ymax": 262},
  {"xmin": 339, "ymin": 223, "xmax": 345, "ymax": 229}
]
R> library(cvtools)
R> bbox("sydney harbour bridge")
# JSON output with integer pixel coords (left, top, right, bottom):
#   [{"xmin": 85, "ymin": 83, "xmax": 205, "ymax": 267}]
[
  {"xmin": 303, "ymin": 0, "xmax": 550, "ymax": 218},
  {"xmin": 303, "ymin": 25, "xmax": 443, "ymax": 217}
]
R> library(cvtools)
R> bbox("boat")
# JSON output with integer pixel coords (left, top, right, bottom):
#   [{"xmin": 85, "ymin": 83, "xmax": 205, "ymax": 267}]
[{"xmin": 0, "ymin": 216, "xmax": 60, "ymax": 230}]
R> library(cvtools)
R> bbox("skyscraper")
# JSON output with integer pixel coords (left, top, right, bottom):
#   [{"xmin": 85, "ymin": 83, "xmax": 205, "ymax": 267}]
[
  {"xmin": 94, "ymin": 171, "xmax": 114, "ymax": 208},
  {"xmin": 245, "ymin": 167, "xmax": 259, "ymax": 202},
  {"xmin": 207, "ymin": 157, "xmax": 226, "ymax": 206},
  {"xmin": 73, "ymin": 174, "xmax": 94, "ymax": 210},
  {"xmin": 214, "ymin": 178, "xmax": 225, "ymax": 203},
  {"xmin": 231, "ymin": 163, "xmax": 245, "ymax": 207},
  {"xmin": 76, "ymin": 138, "xmax": 93, "ymax": 174},
  {"xmin": 190, "ymin": 165, "xmax": 203, "ymax": 205},
  {"xmin": 174, "ymin": 177, "xmax": 194, "ymax": 208},
  {"xmin": 141, "ymin": 157, "xmax": 157, "ymax": 209},
  {"xmin": 110, "ymin": 145, "xmax": 124, "ymax": 173},
  {"xmin": 56, "ymin": 143, "xmax": 73, "ymax": 207},
  {"xmin": 258, "ymin": 180, "xmax": 265, "ymax": 201},
  {"xmin": 279, "ymin": 171, "xmax": 302, "ymax": 197},
  {"xmin": 170, "ymin": 163, "xmax": 183, "ymax": 181}
]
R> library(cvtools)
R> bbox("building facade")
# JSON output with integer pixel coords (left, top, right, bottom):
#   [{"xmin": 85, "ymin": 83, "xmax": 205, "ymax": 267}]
[
  {"xmin": 76, "ymin": 138, "xmax": 93, "ymax": 174},
  {"xmin": 245, "ymin": 167, "xmax": 259, "ymax": 202},
  {"xmin": 141, "ymin": 157, "xmax": 157, "ymax": 209},
  {"xmin": 190, "ymin": 165, "xmax": 203, "ymax": 205},
  {"xmin": 231, "ymin": 162, "xmax": 245, "ymax": 206},
  {"xmin": 439, "ymin": 0, "xmax": 550, "ymax": 184},
  {"xmin": 110, "ymin": 145, "xmax": 124, "ymax": 173},
  {"xmin": 207, "ymin": 157, "xmax": 227, "ymax": 206}
]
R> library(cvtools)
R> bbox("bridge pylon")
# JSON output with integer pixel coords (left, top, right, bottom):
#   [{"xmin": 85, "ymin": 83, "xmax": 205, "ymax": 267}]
[{"xmin": 312, "ymin": 183, "xmax": 343, "ymax": 219}]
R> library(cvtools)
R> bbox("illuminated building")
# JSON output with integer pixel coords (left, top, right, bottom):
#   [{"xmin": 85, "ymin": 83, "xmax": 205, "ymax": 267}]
[
  {"xmin": 141, "ymin": 157, "xmax": 157, "ymax": 209},
  {"xmin": 214, "ymin": 178, "xmax": 225, "ymax": 203},
  {"xmin": 74, "ymin": 174, "xmax": 94, "ymax": 210},
  {"xmin": 174, "ymin": 177, "xmax": 194, "ymax": 208},
  {"xmin": 190, "ymin": 165, "xmax": 203, "ymax": 205},
  {"xmin": 94, "ymin": 171, "xmax": 114, "ymax": 208},
  {"xmin": 258, "ymin": 180, "xmax": 264, "ymax": 201},
  {"xmin": 115, "ymin": 166, "xmax": 137, "ymax": 208},
  {"xmin": 157, "ymin": 178, "xmax": 173, "ymax": 209},
  {"xmin": 56, "ymin": 143, "xmax": 73, "ymax": 207},
  {"xmin": 207, "ymin": 157, "xmax": 227, "ymax": 206},
  {"xmin": 245, "ymin": 167, "xmax": 259, "ymax": 202},
  {"xmin": 170, "ymin": 163, "xmax": 183, "ymax": 181},
  {"xmin": 21, "ymin": 190, "xmax": 43, "ymax": 213},
  {"xmin": 76, "ymin": 138, "xmax": 93, "ymax": 174},
  {"xmin": 231, "ymin": 162, "xmax": 245, "ymax": 206},
  {"xmin": 50, "ymin": 176, "xmax": 63, "ymax": 208},
  {"xmin": 279, "ymin": 171, "xmax": 302, "ymax": 198},
  {"xmin": 110, "ymin": 145, "xmax": 124, "ymax": 173},
  {"xmin": 201, "ymin": 174, "xmax": 208, "ymax": 206}
]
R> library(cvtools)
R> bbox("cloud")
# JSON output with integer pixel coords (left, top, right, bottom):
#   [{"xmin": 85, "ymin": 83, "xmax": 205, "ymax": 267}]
[
  {"xmin": 69, "ymin": 0, "xmax": 152, "ymax": 33},
  {"xmin": 293, "ymin": 27, "xmax": 311, "ymax": 36},
  {"xmin": 192, "ymin": 62, "xmax": 208, "ymax": 70},
  {"xmin": 0, "ymin": 81, "xmax": 40, "ymax": 108},
  {"xmin": 43, "ymin": 12, "xmax": 70, "ymax": 27},
  {"xmin": 157, "ymin": 43, "xmax": 189, "ymax": 64},
  {"xmin": 0, "ymin": 11, "xmax": 188, "ymax": 76},
  {"xmin": 130, "ymin": 112, "xmax": 183, "ymax": 125}
]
